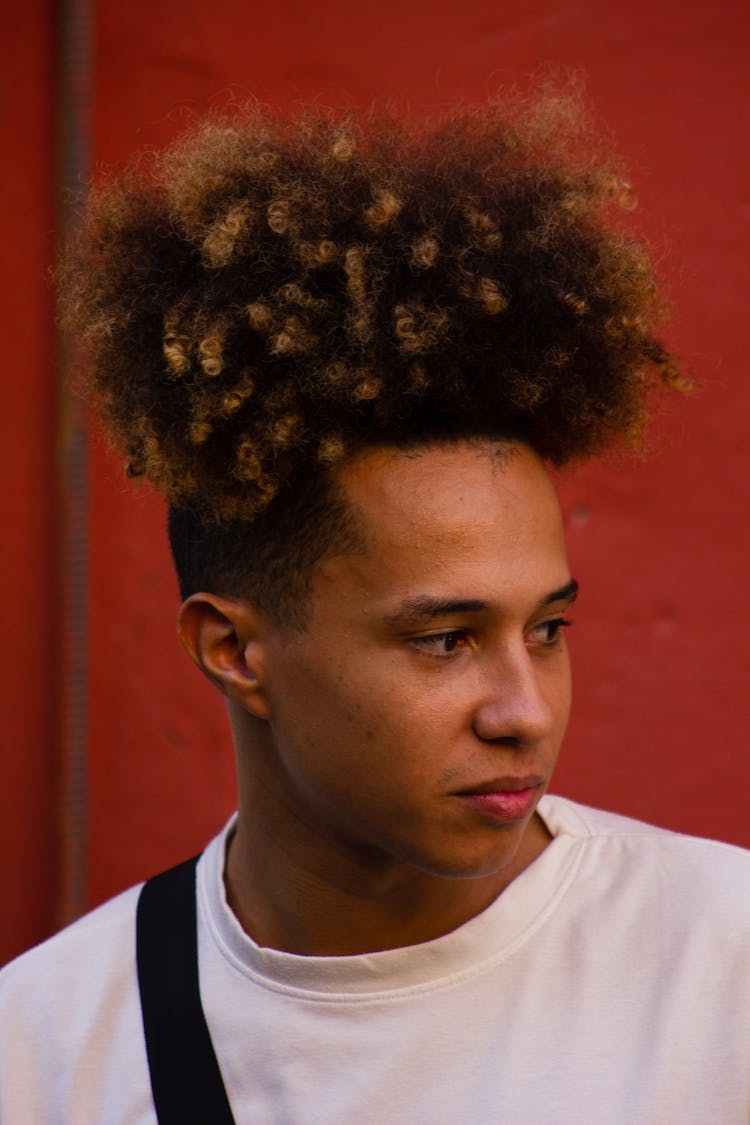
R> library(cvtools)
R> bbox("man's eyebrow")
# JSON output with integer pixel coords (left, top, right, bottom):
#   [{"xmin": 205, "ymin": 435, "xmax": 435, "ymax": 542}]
[
  {"xmin": 384, "ymin": 597, "xmax": 490, "ymax": 625},
  {"xmin": 385, "ymin": 579, "xmax": 579, "ymax": 626},
  {"xmin": 539, "ymin": 578, "xmax": 579, "ymax": 610}
]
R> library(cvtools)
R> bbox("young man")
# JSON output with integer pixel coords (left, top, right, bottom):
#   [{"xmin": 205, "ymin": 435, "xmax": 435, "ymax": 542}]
[{"xmin": 2, "ymin": 97, "xmax": 749, "ymax": 1123}]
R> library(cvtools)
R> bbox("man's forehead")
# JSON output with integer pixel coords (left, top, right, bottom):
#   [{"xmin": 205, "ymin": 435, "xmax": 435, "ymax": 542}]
[
  {"xmin": 332, "ymin": 440, "xmax": 558, "ymax": 537},
  {"xmin": 315, "ymin": 438, "xmax": 568, "ymax": 602},
  {"xmin": 337, "ymin": 434, "xmax": 530, "ymax": 497}
]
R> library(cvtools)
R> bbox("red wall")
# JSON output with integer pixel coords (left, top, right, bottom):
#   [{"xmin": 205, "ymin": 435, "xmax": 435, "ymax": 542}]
[
  {"xmin": 3, "ymin": 2, "xmax": 58, "ymax": 966},
  {"xmin": 4, "ymin": 0, "xmax": 749, "ymax": 964}
]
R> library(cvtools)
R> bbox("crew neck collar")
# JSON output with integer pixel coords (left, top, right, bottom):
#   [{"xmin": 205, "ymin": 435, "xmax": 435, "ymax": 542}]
[{"xmin": 197, "ymin": 795, "xmax": 585, "ymax": 1000}]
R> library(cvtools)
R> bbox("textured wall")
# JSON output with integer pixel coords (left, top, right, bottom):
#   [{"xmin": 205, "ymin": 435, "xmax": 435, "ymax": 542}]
[
  {"xmin": 4, "ymin": 0, "xmax": 748, "ymax": 964},
  {"xmin": 3, "ymin": 2, "xmax": 57, "ymax": 966}
]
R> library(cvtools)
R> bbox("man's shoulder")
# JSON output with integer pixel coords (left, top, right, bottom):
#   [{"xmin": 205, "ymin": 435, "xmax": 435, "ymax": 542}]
[
  {"xmin": 0, "ymin": 881, "xmax": 142, "ymax": 1016},
  {"xmin": 541, "ymin": 793, "xmax": 678, "ymax": 839},
  {"xmin": 0, "ymin": 884, "xmax": 151, "ymax": 1122},
  {"xmin": 545, "ymin": 791, "xmax": 750, "ymax": 853},
  {"xmin": 2, "ymin": 825, "xmax": 229, "ymax": 1002},
  {"xmin": 544, "ymin": 793, "xmax": 750, "ymax": 928}
]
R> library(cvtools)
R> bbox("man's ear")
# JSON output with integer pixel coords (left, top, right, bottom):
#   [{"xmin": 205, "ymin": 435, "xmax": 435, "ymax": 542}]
[{"xmin": 177, "ymin": 593, "xmax": 272, "ymax": 720}]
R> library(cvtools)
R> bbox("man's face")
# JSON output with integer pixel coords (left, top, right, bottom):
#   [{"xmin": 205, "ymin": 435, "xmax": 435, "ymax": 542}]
[{"xmin": 257, "ymin": 440, "xmax": 574, "ymax": 881}]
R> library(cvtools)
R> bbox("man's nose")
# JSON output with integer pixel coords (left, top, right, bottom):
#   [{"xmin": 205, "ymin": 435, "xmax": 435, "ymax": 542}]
[{"xmin": 471, "ymin": 644, "xmax": 555, "ymax": 747}]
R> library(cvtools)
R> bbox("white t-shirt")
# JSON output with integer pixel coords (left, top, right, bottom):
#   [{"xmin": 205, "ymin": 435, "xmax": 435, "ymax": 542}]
[{"xmin": 2, "ymin": 795, "xmax": 749, "ymax": 1124}]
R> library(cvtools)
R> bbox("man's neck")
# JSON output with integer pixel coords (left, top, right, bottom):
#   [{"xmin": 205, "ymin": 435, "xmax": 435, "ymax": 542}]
[{"xmin": 223, "ymin": 804, "xmax": 551, "ymax": 957}]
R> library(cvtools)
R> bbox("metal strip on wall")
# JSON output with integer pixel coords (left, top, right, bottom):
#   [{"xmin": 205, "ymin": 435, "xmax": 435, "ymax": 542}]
[{"xmin": 55, "ymin": 0, "xmax": 94, "ymax": 928}]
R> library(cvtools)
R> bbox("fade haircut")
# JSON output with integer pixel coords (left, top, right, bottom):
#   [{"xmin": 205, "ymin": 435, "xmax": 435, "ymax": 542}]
[{"xmin": 60, "ymin": 91, "xmax": 682, "ymax": 626}]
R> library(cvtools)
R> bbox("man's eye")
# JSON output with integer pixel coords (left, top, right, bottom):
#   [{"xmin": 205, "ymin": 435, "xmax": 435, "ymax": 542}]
[
  {"xmin": 412, "ymin": 631, "xmax": 469, "ymax": 656},
  {"xmin": 531, "ymin": 618, "xmax": 573, "ymax": 645}
]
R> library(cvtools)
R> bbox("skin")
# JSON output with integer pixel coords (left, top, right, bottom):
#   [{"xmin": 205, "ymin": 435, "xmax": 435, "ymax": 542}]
[{"xmin": 178, "ymin": 440, "xmax": 575, "ymax": 955}]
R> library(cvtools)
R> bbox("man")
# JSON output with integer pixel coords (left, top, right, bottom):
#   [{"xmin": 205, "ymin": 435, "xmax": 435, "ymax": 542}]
[{"xmin": 2, "ymin": 96, "xmax": 749, "ymax": 1123}]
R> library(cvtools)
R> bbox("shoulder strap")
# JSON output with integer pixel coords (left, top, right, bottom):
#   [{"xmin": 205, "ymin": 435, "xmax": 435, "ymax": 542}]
[{"xmin": 136, "ymin": 855, "xmax": 235, "ymax": 1125}]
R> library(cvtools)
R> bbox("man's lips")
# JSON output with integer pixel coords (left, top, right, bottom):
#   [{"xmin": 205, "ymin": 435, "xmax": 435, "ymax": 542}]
[
  {"xmin": 453, "ymin": 776, "xmax": 545, "ymax": 821},
  {"xmin": 455, "ymin": 775, "xmax": 545, "ymax": 797}
]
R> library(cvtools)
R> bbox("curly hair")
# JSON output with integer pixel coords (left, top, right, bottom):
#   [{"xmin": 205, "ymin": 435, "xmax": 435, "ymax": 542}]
[{"xmin": 60, "ymin": 93, "xmax": 681, "ymax": 624}]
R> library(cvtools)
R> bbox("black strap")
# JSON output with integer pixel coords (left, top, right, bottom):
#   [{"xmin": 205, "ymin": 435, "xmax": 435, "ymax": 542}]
[{"xmin": 136, "ymin": 855, "xmax": 235, "ymax": 1125}]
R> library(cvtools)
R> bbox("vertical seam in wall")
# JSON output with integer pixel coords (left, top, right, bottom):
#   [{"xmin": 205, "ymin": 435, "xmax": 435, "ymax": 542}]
[{"xmin": 55, "ymin": 0, "xmax": 94, "ymax": 929}]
